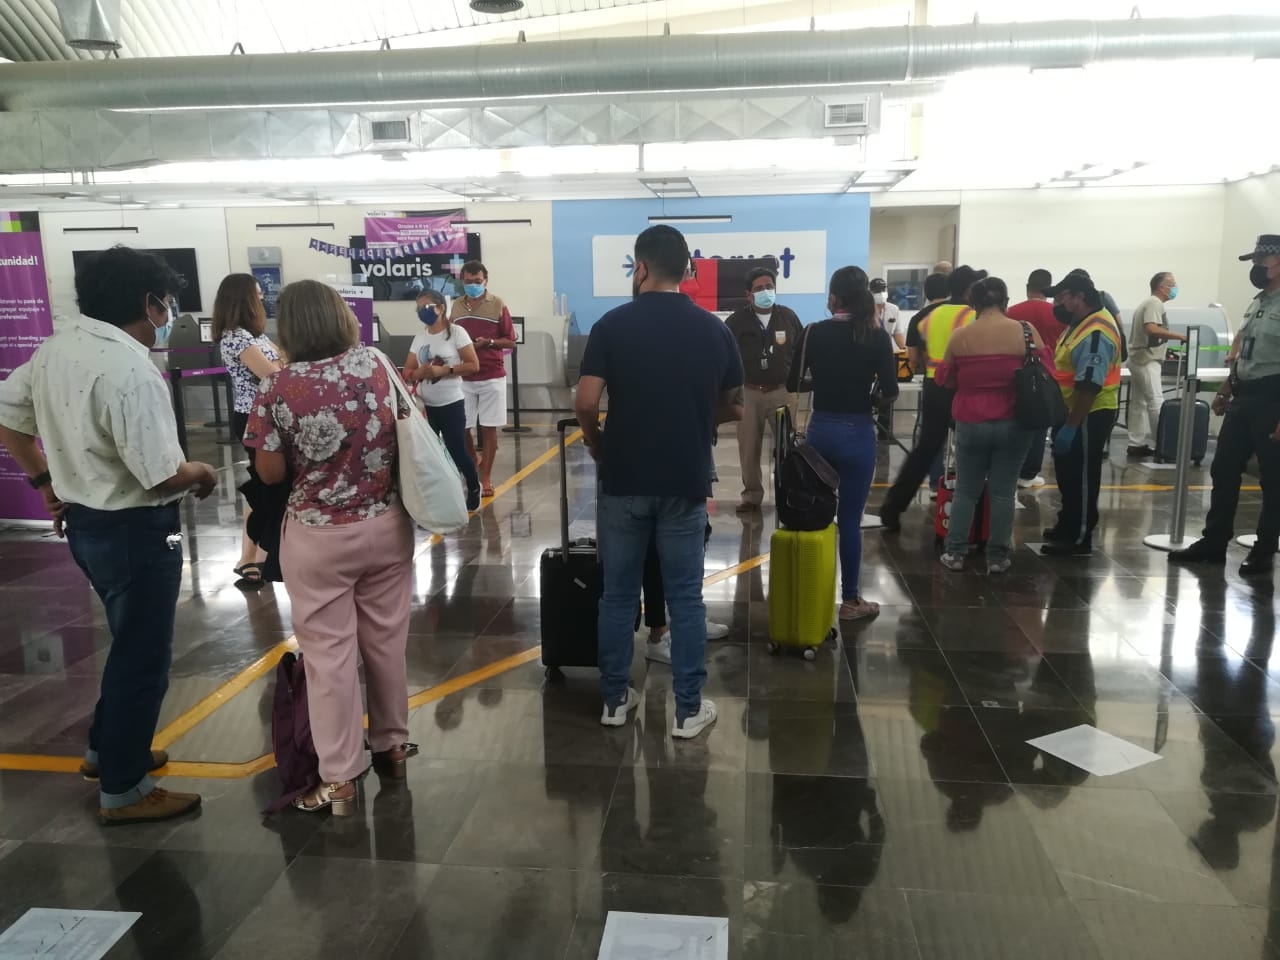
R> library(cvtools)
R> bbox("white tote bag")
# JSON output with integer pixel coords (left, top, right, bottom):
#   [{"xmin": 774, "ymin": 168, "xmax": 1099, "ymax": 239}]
[{"xmin": 376, "ymin": 351, "xmax": 469, "ymax": 533}]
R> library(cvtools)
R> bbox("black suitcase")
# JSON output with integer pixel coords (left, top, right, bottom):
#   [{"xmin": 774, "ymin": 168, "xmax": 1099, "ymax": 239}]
[
  {"xmin": 1154, "ymin": 398, "xmax": 1209, "ymax": 466},
  {"xmin": 539, "ymin": 418, "xmax": 601, "ymax": 679}
]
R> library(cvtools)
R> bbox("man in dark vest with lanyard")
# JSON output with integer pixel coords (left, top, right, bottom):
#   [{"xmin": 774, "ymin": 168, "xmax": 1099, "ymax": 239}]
[
  {"xmin": 1041, "ymin": 273, "xmax": 1122, "ymax": 557},
  {"xmin": 1170, "ymin": 234, "xmax": 1280, "ymax": 577},
  {"xmin": 878, "ymin": 265, "xmax": 985, "ymax": 530}
]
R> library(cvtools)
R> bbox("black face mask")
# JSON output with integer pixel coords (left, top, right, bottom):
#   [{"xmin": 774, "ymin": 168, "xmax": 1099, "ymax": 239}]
[
  {"xmin": 1250, "ymin": 264, "xmax": 1272, "ymax": 290},
  {"xmin": 1053, "ymin": 304, "xmax": 1075, "ymax": 325}
]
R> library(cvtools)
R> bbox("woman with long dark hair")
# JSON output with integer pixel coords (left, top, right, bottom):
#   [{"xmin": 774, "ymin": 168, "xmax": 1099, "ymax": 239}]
[
  {"xmin": 215, "ymin": 272, "xmax": 283, "ymax": 585},
  {"xmin": 787, "ymin": 266, "xmax": 898, "ymax": 621}
]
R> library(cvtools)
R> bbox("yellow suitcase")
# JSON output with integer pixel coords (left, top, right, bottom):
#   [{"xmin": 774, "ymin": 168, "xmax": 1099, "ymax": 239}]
[{"xmin": 767, "ymin": 523, "xmax": 838, "ymax": 659}]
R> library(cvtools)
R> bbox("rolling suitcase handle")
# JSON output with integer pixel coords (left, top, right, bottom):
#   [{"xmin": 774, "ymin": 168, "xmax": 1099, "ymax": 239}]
[{"xmin": 556, "ymin": 417, "xmax": 579, "ymax": 558}]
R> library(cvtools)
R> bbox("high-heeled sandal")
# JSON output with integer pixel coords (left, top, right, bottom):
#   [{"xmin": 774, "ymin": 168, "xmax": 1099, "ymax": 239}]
[
  {"xmin": 293, "ymin": 780, "xmax": 357, "ymax": 816},
  {"xmin": 370, "ymin": 742, "xmax": 418, "ymax": 780}
]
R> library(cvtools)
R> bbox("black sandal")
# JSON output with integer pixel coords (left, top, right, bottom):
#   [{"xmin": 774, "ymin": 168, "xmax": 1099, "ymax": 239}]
[{"xmin": 234, "ymin": 562, "xmax": 265, "ymax": 588}]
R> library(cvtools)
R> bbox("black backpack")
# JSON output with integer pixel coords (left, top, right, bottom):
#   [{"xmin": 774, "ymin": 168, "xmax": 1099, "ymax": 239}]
[{"xmin": 773, "ymin": 404, "xmax": 839, "ymax": 531}]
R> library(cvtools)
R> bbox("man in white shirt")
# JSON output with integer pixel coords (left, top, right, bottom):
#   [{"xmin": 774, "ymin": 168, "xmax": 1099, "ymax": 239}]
[
  {"xmin": 0, "ymin": 246, "xmax": 217, "ymax": 826},
  {"xmin": 1126, "ymin": 271, "xmax": 1189, "ymax": 457},
  {"xmin": 871, "ymin": 277, "xmax": 905, "ymax": 349}
]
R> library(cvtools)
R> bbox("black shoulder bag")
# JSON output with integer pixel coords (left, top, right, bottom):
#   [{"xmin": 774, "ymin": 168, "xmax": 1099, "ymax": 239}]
[{"xmin": 1013, "ymin": 322, "xmax": 1068, "ymax": 430}]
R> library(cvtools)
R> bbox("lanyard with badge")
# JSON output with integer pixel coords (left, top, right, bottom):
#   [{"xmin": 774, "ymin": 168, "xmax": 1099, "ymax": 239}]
[{"xmin": 759, "ymin": 321, "xmax": 788, "ymax": 371}]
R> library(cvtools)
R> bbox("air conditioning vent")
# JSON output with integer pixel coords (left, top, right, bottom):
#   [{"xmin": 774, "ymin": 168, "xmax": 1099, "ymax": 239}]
[
  {"xmin": 824, "ymin": 101, "xmax": 869, "ymax": 128},
  {"xmin": 371, "ymin": 119, "xmax": 410, "ymax": 142}
]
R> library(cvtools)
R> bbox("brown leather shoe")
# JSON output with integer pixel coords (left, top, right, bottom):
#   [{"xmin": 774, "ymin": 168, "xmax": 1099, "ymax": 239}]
[
  {"xmin": 80, "ymin": 749, "xmax": 170, "ymax": 782},
  {"xmin": 98, "ymin": 787, "xmax": 201, "ymax": 826}
]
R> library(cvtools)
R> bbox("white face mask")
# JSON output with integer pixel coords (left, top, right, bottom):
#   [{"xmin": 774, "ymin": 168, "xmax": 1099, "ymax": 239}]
[{"xmin": 873, "ymin": 292, "xmax": 887, "ymax": 305}]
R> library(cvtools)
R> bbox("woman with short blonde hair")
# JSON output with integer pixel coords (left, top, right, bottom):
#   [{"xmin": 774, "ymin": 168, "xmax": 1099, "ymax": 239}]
[{"xmin": 245, "ymin": 279, "xmax": 415, "ymax": 815}]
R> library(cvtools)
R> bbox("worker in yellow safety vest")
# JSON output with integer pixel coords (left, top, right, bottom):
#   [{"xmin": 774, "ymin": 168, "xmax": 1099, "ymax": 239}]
[
  {"xmin": 879, "ymin": 265, "xmax": 986, "ymax": 530},
  {"xmin": 1040, "ymin": 272, "xmax": 1122, "ymax": 557}
]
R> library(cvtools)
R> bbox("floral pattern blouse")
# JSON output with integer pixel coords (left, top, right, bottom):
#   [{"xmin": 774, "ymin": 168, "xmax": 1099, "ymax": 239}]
[
  {"xmin": 243, "ymin": 345, "xmax": 398, "ymax": 526},
  {"xmin": 219, "ymin": 327, "xmax": 280, "ymax": 414}
]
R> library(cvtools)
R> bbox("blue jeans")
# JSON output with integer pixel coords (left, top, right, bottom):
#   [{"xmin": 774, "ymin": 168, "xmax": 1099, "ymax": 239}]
[
  {"xmin": 947, "ymin": 419, "xmax": 1035, "ymax": 562},
  {"xmin": 598, "ymin": 495, "xmax": 707, "ymax": 718},
  {"xmin": 426, "ymin": 399, "xmax": 480, "ymax": 493},
  {"xmin": 806, "ymin": 412, "xmax": 876, "ymax": 601},
  {"xmin": 66, "ymin": 503, "xmax": 183, "ymax": 807}
]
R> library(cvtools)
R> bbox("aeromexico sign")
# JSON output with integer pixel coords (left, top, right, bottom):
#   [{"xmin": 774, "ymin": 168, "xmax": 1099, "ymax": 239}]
[{"xmin": 591, "ymin": 230, "xmax": 827, "ymax": 298}]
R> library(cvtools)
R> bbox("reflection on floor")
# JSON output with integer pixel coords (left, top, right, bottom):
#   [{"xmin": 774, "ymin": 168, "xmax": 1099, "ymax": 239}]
[{"xmin": 0, "ymin": 420, "xmax": 1276, "ymax": 959}]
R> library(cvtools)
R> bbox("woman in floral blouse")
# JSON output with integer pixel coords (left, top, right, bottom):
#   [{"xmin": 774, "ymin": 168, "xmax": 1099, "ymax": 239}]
[
  {"xmin": 244, "ymin": 280, "xmax": 414, "ymax": 815},
  {"xmin": 215, "ymin": 273, "xmax": 282, "ymax": 585}
]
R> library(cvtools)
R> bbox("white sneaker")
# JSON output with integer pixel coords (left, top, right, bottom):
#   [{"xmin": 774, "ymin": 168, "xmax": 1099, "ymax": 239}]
[
  {"xmin": 987, "ymin": 558, "xmax": 1012, "ymax": 575},
  {"xmin": 660, "ymin": 620, "xmax": 731, "ymax": 645},
  {"xmin": 671, "ymin": 698, "xmax": 718, "ymax": 739},
  {"xmin": 600, "ymin": 687, "xmax": 640, "ymax": 727},
  {"xmin": 1018, "ymin": 476, "xmax": 1046, "ymax": 489},
  {"xmin": 645, "ymin": 637, "xmax": 672, "ymax": 665},
  {"xmin": 939, "ymin": 552, "xmax": 966, "ymax": 571}
]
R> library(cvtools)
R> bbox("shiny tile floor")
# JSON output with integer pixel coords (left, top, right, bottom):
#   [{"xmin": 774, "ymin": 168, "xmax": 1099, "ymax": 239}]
[{"xmin": 0, "ymin": 414, "xmax": 1276, "ymax": 959}]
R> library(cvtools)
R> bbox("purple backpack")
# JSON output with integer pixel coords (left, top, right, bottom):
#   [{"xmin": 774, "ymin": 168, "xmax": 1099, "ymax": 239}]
[{"xmin": 264, "ymin": 652, "xmax": 320, "ymax": 815}]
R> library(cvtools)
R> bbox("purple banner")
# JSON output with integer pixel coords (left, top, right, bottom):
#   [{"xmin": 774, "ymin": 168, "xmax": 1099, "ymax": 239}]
[
  {"xmin": 334, "ymin": 284, "xmax": 375, "ymax": 344},
  {"xmin": 0, "ymin": 212, "xmax": 54, "ymax": 522},
  {"xmin": 364, "ymin": 213, "xmax": 467, "ymax": 254}
]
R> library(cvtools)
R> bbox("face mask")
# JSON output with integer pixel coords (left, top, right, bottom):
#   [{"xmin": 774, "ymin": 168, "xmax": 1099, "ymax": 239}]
[
  {"xmin": 1167, "ymin": 286, "xmax": 1179, "ymax": 301},
  {"xmin": 417, "ymin": 306, "xmax": 438, "ymax": 325},
  {"xmin": 1053, "ymin": 304, "xmax": 1075, "ymax": 325},
  {"xmin": 753, "ymin": 289, "xmax": 776, "ymax": 310},
  {"xmin": 1250, "ymin": 264, "xmax": 1272, "ymax": 290},
  {"xmin": 148, "ymin": 294, "xmax": 173, "ymax": 346},
  {"xmin": 873, "ymin": 292, "xmax": 887, "ymax": 305},
  {"xmin": 463, "ymin": 283, "xmax": 485, "ymax": 299}
]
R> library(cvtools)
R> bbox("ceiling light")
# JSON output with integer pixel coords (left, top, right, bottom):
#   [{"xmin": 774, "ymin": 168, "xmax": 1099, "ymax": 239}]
[
  {"xmin": 470, "ymin": 0, "xmax": 524, "ymax": 13},
  {"xmin": 648, "ymin": 215, "xmax": 732, "ymax": 225}
]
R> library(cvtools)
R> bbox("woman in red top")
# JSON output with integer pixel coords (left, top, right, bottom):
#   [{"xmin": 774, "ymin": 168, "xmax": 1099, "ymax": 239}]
[{"xmin": 934, "ymin": 277, "xmax": 1052, "ymax": 574}]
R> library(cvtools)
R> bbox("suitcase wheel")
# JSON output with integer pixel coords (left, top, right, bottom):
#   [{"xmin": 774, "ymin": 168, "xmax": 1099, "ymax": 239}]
[
  {"xmin": 803, "ymin": 647, "xmax": 817, "ymax": 662},
  {"xmin": 767, "ymin": 642, "xmax": 780, "ymax": 656},
  {"xmin": 545, "ymin": 665, "xmax": 566, "ymax": 683}
]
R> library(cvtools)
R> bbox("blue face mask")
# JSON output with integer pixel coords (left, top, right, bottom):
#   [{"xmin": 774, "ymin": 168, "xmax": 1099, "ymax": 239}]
[
  {"xmin": 149, "ymin": 294, "xmax": 173, "ymax": 346},
  {"xmin": 753, "ymin": 289, "xmax": 776, "ymax": 310},
  {"xmin": 1167, "ymin": 285, "xmax": 1179, "ymax": 301},
  {"xmin": 417, "ymin": 306, "xmax": 438, "ymax": 325},
  {"xmin": 463, "ymin": 283, "xmax": 485, "ymax": 299}
]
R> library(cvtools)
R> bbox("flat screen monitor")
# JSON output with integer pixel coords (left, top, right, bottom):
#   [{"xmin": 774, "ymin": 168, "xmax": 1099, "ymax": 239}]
[{"xmin": 72, "ymin": 247, "xmax": 203, "ymax": 313}]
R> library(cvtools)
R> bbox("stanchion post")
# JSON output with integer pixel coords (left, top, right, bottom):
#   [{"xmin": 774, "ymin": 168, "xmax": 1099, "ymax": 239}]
[
  {"xmin": 170, "ymin": 368, "xmax": 189, "ymax": 458},
  {"xmin": 503, "ymin": 346, "xmax": 532, "ymax": 434},
  {"xmin": 1144, "ymin": 326, "xmax": 1199, "ymax": 552},
  {"xmin": 218, "ymin": 370, "xmax": 238, "ymax": 445}
]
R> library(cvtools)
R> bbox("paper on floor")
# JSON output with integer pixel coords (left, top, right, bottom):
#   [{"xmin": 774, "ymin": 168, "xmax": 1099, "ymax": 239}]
[
  {"xmin": 598, "ymin": 911, "xmax": 730, "ymax": 960},
  {"xmin": 0, "ymin": 908, "xmax": 141, "ymax": 960},
  {"xmin": 1026, "ymin": 724, "xmax": 1162, "ymax": 777}
]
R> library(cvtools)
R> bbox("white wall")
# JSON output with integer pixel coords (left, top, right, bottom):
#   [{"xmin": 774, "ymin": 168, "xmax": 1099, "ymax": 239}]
[
  {"xmin": 868, "ymin": 208, "xmax": 956, "ymax": 276},
  {"xmin": 222, "ymin": 201, "xmax": 555, "ymax": 342},
  {"xmin": 955, "ymin": 186, "xmax": 1226, "ymax": 312},
  {"xmin": 1219, "ymin": 171, "xmax": 1280, "ymax": 329},
  {"xmin": 37, "ymin": 208, "xmax": 231, "ymax": 327}
]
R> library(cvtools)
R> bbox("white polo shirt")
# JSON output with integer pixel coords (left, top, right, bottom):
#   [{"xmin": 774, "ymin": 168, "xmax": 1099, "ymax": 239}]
[{"xmin": 0, "ymin": 315, "xmax": 185, "ymax": 510}]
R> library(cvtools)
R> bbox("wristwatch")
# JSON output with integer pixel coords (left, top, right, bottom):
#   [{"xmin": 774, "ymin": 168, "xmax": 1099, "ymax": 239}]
[{"xmin": 27, "ymin": 470, "xmax": 51, "ymax": 489}]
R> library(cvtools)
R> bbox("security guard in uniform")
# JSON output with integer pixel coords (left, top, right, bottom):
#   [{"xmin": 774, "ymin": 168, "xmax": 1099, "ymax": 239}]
[
  {"xmin": 878, "ymin": 264, "xmax": 985, "ymax": 530},
  {"xmin": 1041, "ymin": 273, "xmax": 1123, "ymax": 557},
  {"xmin": 1170, "ymin": 234, "xmax": 1280, "ymax": 577}
]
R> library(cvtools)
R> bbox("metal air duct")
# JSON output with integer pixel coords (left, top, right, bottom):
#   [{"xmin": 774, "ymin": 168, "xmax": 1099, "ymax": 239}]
[
  {"xmin": 1, "ymin": 15, "xmax": 1279, "ymax": 112},
  {"xmin": 52, "ymin": 0, "xmax": 121, "ymax": 51}
]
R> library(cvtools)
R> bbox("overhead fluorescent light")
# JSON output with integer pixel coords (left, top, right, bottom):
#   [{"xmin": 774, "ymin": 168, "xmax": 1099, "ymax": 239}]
[
  {"xmin": 647, "ymin": 215, "xmax": 732, "ymax": 224},
  {"xmin": 254, "ymin": 221, "xmax": 337, "ymax": 229},
  {"xmin": 62, "ymin": 226, "xmax": 140, "ymax": 233}
]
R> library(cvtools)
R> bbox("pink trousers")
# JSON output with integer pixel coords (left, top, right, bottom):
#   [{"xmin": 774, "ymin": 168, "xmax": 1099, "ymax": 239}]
[{"xmin": 280, "ymin": 504, "xmax": 414, "ymax": 783}]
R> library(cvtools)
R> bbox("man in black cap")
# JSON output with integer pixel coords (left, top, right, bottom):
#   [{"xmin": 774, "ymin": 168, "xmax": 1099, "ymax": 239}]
[
  {"xmin": 1040, "ymin": 273, "xmax": 1123, "ymax": 557},
  {"xmin": 1169, "ymin": 235, "xmax": 1280, "ymax": 577}
]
